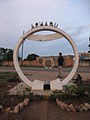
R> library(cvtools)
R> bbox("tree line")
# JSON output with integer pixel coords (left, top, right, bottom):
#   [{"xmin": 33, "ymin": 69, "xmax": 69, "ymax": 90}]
[{"xmin": 0, "ymin": 47, "xmax": 39, "ymax": 62}]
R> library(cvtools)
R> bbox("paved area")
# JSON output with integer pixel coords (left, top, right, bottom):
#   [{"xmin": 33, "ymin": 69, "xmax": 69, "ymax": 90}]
[
  {"xmin": 0, "ymin": 66, "xmax": 90, "ymax": 73},
  {"xmin": 8, "ymin": 81, "xmax": 53, "ymax": 95},
  {"xmin": 0, "ymin": 66, "xmax": 90, "ymax": 81}
]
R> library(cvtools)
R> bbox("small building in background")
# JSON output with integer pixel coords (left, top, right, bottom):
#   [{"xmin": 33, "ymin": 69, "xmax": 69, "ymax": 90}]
[
  {"xmin": 79, "ymin": 52, "xmax": 90, "ymax": 67},
  {"xmin": 63, "ymin": 55, "xmax": 73, "ymax": 67},
  {"xmin": 1, "ymin": 53, "xmax": 90, "ymax": 67},
  {"xmin": 1, "ymin": 55, "xmax": 74, "ymax": 67}
]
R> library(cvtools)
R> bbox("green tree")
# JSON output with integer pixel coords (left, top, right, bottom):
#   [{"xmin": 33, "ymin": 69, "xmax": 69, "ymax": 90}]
[
  {"xmin": 0, "ymin": 47, "xmax": 21, "ymax": 65},
  {"xmin": 27, "ymin": 54, "xmax": 39, "ymax": 61},
  {"xmin": 26, "ymin": 53, "xmax": 39, "ymax": 65}
]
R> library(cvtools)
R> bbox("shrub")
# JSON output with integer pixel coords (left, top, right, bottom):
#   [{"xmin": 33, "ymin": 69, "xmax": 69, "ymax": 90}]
[
  {"xmin": 28, "ymin": 93, "xmax": 45, "ymax": 101},
  {"xmin": 49, "ymin": 83, "xmax": 90, "ymax": 101}
]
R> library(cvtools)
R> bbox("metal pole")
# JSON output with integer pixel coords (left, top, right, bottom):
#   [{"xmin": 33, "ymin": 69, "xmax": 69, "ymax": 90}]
[
  {"xmin": 21, "ymin": 31, "xmax": 25, "ymax": 65},
  {"xmin": 88, "ymin": 37, "xmax": 90, "ymax": 66}
]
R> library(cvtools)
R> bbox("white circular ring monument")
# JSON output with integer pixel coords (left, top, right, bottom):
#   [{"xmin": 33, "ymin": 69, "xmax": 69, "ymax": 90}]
[
  {"xmin": 43, "ymin": 58, "xmax": 54, "ymax": 69},
  {"xmin": 13, "ymin": 24, "xmax": 79, "ymax": 90}
]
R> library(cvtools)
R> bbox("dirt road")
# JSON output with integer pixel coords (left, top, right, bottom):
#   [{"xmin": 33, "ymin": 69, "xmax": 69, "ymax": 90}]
[
  {"xmin": 2, "ymin": 101, "xmax": 89, "ymax": 120},
  {"xmin": 0, "ymin": 66, "xmax": 90, "ymax": 81}
]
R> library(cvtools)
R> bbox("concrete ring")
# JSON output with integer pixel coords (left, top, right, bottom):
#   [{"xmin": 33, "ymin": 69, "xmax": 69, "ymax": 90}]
[
  {"xmin": 43, "ymin": 58, "xmax": 54, "ymax": 69},
  {"xmin": 13, "ymin": 26, "xmax": 79, "ymax": 89}
]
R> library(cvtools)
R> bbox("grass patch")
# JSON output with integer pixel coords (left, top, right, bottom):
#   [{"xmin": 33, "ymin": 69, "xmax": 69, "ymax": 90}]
[
  {"xmin": 0, "ymin": 72, "xmax": 20, "ymax": 82},
  {"xmin": 49, "ymin": 83, "xmax": 90, "ymax": 102},
  {"xmin": 0, "ymin": 72, "xmax": 16, "ymax": 79}
]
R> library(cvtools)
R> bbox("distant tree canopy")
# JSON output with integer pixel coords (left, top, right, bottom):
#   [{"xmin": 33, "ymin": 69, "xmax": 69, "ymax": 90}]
[
  {"xmin": 0, "ymin": 48, "xmax": 13, "ymax": 61},
  {"xmin": 26, "ymin": 53, "xmax": 39, "ymax": 61},
  {"xmin": 0, "ymin": 47, "xmax": 21, "ymax": 61},
  {"xmin": 0, "ymin": 48, "xmax": 39, "ymax": 62}
]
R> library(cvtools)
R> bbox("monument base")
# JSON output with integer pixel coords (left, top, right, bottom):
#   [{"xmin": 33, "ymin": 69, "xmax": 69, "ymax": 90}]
[
  {"xmin": 8, "ymin": 79, "xmax": 63, "ymax": 95},
  {"xmin": 50, "ymin": 79, "xmax": 63, "ymax": 90}
]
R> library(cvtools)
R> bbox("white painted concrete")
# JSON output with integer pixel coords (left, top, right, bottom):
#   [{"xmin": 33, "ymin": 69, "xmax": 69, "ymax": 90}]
[
  {"xmin": 43, "ymin": 58, "xmax": 54, "ymax": 69},
  {"xmin": 27, "ymin": 33, "xmax": 63, "ymax": 41},
  {"xmin": 50, "ymin": 79, "xmax": 63, "ymax": 90},
  {"xmin": 32, "ymin": 80, "xmax": 44, "ymax": 90},
  {"xmin": 8, "ymin": 82, "xmax": 30, "ymax": 95},
  {"xmin": 13, "ymin": 25, "xmax": 79, "ymax": 90}
]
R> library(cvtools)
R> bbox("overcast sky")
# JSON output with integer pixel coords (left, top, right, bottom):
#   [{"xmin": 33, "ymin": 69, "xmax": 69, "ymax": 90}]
[{"xmin": 0, "ymin": 0, "xmax": 90, "ymax": 57}]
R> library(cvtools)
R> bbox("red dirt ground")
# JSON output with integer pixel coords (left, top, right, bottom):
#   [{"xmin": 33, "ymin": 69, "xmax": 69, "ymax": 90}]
[{"xmin": 0, "ymin": 101, "xmax": 90, "ymax": 120}]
